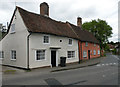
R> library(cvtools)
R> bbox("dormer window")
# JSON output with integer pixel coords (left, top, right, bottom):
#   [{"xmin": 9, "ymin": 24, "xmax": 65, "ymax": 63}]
[
  {"xmin": 11, "ymin": 24, "xmax": 15, "ymax": 33},
  {"xmin": 43, "ymin": 35, "xmax": 49, "ymax": 44},
  {"xmin": 68, "ymin": 39, "xmax": 72, "ymax": 45}
]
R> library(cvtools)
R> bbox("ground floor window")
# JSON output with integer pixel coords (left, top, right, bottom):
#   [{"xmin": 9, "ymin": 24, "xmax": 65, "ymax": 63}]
[
  {"xmin": 98, "ymin": 50, "xmax": 100, "ymax": 55},
  {"xmin": 36, "ymin": 50, "xmax": 45, "ymax": 60},
  {"xmin": 83, "ymin": 51, "xmax": 87, "ymax": 58},
  {"xmin": 11, "ymin": 50, "xmax": 16, "ymax": 60},
  {"xmin": 67, "ymin": 51, "xmax": 75, "ymax": 58},
  {"xmin": 94, "ymin": 50, "xmax": 96, "ymax": 55},
  {"xmin": 0, "ymin": 51, "xmax": 4, "ymax": 59}
]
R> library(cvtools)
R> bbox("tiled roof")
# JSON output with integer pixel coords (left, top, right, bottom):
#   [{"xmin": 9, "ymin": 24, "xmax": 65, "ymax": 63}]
[{"xmin": 10, "ymin": 7, "xmax": 99, "ymax": 43}]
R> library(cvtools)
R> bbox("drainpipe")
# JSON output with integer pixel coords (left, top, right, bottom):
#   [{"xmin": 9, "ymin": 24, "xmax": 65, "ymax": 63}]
[
  {"xmin": 81, "ymin": 41, "xmax": 82, "ymax": 62},
  {"xmin": 78, "ymin": 41, "xmax": 80, "ymax": 64},
  {"xmin": 27, "ymin": 32, "xmax": 32, "ymax": 70}
]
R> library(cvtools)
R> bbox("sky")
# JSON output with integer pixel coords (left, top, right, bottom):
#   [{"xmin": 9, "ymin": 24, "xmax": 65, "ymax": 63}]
[{"xmin": 0, "ymin": 0, "xmax": 119, "ymax": 42}]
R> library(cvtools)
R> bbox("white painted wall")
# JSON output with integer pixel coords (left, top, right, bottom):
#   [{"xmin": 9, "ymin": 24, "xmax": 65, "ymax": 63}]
[
  {"xmin": 29, "ymin": 33, "xmax": 79, "ymax": 68},
  {"xmin": 0, "ymin": 8, "xmax": 29, "ymax": 68},
  {"xmin": 0, "ymin": 8, "xmax": 79, "ymax": 69}
]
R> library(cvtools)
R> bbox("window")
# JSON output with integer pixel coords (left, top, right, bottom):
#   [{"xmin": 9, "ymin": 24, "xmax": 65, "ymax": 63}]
[
  {"xmin": 98, "ymin": 45, "xmax": 99, "ymax": 48},
  {"xmin": 43, "ymin": 36, "xmax": 49, "ymax": 43},
  {"xmin": 83, "ymin": 51, "xmax": 87, "ymax": 58},
  {"xmin": 11, "ymin": 50, "xmax": 16, "ymax": 60},
  {"xmin": 85, "ymin": 42, "xmax": 88, "ymax": 46},
  {"xmin": 11, "ymin": 24, "xmax": 15, "ymax": 33},
  {"xmin": 60, "ymin": 40, "xmax": 62, "ymax": 42},
  {"xmin": 36, "ymin": 50, "xmax": 45, "ymax": 60},
  {"xmin": 68, "ymin": 39, "xmax": 72, "ymax": 45},
  {"xmin": 94, "ymin": 50, "xmax": 96, "ymax": 55},
  {"xmin": 94, "ymin": 43, "xmax": 96, "ymax": 46},
  {"xmin": 0, "ymin": 51, "xmax": 4, "ymax": 59},
  {"xmin": 98, "ymin": 50, "xmax": 100, "ymax": 55},
  {"xmin": 67, "ymin": 51, "xmax": 75, "ymax": 58}
]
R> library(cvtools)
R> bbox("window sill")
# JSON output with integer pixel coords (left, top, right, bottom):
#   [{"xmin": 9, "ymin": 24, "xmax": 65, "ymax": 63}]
[
  {"xmin": 67, "ymin": 57, "xmax": 75, "ymax": 59},
  {"xmin": 35, "ymin": 59, "xmax": 46, "ymax": 61},
  {"xmin": 11, "ymin": 59, "xmax": 16, "ymax": 61},
  {"xmin": 0, "ymin": 58, "xmax": 3, "ymax": 60},
  {"xmin": 68, "ymin": 44, "xmax": 73, "ymax": 46}
]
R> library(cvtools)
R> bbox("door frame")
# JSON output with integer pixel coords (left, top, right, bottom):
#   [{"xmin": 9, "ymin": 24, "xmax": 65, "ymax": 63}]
[{"xmin": 50, "ymin": 49, "xmax": 58, "ymax": 67}]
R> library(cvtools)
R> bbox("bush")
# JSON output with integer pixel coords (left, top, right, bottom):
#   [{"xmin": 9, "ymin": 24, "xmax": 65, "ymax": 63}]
[{"xmin": 112, "ymin": 48, "xmax": 117, "ymax": 55}]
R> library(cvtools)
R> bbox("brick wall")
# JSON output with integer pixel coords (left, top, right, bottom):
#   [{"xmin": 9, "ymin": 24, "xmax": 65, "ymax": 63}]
[{"xmin": 78, "ymin": 41, "xmax": 100, "ymax": 60}]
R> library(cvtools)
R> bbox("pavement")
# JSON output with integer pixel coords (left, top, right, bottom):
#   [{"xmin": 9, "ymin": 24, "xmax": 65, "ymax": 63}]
[
  {"xmin": 1, "ymin": 56, "xmax": 105, "ymax": 74},
  {"xmin": 51, "ymin": 57, "xmax": 104, "ymax": 72}
]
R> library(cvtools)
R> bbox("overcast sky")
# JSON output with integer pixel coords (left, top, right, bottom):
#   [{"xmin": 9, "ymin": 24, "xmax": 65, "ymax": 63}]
[{"xmin": 0, "ymin": 0, "xmax": 119, "ymax": 42}]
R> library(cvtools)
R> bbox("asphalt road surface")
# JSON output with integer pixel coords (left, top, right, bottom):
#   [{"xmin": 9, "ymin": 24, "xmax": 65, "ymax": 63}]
[{"xmin": 2, "ymin": 53, "xmax": 119, "ymax": 85}]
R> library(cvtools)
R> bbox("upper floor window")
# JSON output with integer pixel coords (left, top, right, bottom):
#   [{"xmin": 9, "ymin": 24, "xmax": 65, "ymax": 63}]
[
  {"xmin": 83, "ymin": 51, "xmax": 87, "ymax": 58},
  {"xmin": 43, "ymin": 35, "xmax": 49, "ymax": 44},
  {"xmin": 11, "ymin": 50, "xmax": 16, "ymax": 60},
  {"xmin": 0, "ymin": 51, "xmax": 4, "ymax": 59},
  {"xmin": 36, "ymin": 50, "xmax": 45, "ymax": 61},
  {"xmin": 98, "ymin": 45, "xmax": 99, "ymax": 48},
  {"xmin": 94, "ymin": 43, "xmax": 96, "ymax": 46},
  {"xmin": 68, "ymin": 39, "xmax": 72, "ymax": 45},
  {"xmin": 94, "ymin": 50, "xmax": 96, "ymax": 55},
  {"xmin": 98, "ymin": 50, "xmax": 100, "ymax": 55},
  {"xmin": 67, "ymin": 51, "xmax": 75, "ymax": 58},
  {"xmin": 85, "ymin": 42, "xmax": 88, "ymax": 46},
  {"xmin": 11, "ymin": 24, "xmax": 15, "ymax": 33}
]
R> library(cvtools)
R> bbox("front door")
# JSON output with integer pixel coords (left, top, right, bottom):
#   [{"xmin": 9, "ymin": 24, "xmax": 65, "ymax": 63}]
[
  {"xmin": 51, "ymin": 51, "xmax": 56, "ymax": 67},
  {"xmin": 88, "ymin": 50, "xmax": 90, "ymax": 59}
]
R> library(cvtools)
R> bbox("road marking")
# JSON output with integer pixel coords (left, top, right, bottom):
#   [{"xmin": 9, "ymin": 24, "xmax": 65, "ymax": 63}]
[
  {"xmin": 106, "ymin": 64, "xmax": 109, "ymax": 66},
  {"xmin": 102, "ymin": 64, "xmax": 104, "ymax": 66},
  {"xmin": 96, "ymin": 62, "xmax": 118, "ymax": 67},
  {"xmin": 96, "ymin": 64, "xmax": 101, "ymax": 66},
  {"xmin": 110, "ymin": 63, "xmax": 112, "ymax": 65}
]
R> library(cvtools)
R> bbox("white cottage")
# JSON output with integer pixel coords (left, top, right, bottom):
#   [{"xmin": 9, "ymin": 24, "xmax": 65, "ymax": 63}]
[{"xmin": 0, "ymin": 2, "xmax": 80, "ymax": 69}]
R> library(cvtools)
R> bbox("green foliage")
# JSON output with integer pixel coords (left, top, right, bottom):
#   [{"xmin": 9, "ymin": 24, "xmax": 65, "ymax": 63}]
[
  {"xmin": 112, "ymin": 48, "xmax": 117, "ymax": 55},
  {"xmin": 82, "ymin": 19, "xmax": 113, "ymax": 48}
]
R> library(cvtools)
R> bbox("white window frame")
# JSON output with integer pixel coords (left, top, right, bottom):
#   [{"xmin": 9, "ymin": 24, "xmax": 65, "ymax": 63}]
[
  {"xmin": 67, "ymin": 51, "xmax": 75, "ymax": 59},
  {"xmin": 11, "ymin": 50, "xmax": 16, "ymax": 60},
  {"xmin": 94, "ymin": 43, "xmax": 96, "ymax": 46},
  {"xmin": 43, "ymin": 35, "xmax": 50, "ymax": 44},
  {"xmin": 10, "ymin": 24, "xmax": 15, "ymax": 34},
  {"xmin": 35, "ymin": 50, "xmax": 46, "ymax": 61},
  {"xmin": 98, "ymin": 50, "xmax": 100, "ymax": 55},
  {"xmin": 68, "ymin": 39, "xmax": 73, "ymax": 46},
  {"xmin": 83, "ymin": 51, "xmax": 87, "ymax": 58},
  {"xmin": 85, "ymin": 42, "xmax": 88, "ymax": 46},
  {"xmin": 98, "ymin": 45, "xmax": 99, "ymax": 48},
  {"xmin": 0, "ymin": 51, "xmax": 4, "ymax": 59},
  {"xmin": 94, "ymin": 50, "xmax": 96, "ymax": 55}
]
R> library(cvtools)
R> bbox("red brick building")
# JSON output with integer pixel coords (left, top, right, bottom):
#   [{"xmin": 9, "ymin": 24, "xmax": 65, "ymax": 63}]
[{"xmin": 79, "ymin": 42, "xmax": 100, "ymax": 61}]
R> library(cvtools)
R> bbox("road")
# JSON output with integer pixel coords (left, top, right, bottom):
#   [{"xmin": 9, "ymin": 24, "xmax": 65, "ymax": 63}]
[{"xmin": 2, "ymin": 53, "xmax": 119, "ymax": 85}]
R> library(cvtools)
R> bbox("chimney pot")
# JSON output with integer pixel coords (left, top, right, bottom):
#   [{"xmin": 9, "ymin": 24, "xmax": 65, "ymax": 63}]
[
  {"xmin": 40, "ymin": 2, "xmax": 49, "ymax": 16},
  {"xmin": 77, "ymin": 17, "xmax": 82, "ymax": 28}
]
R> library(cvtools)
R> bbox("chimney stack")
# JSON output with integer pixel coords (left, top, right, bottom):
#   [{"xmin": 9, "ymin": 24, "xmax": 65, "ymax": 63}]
[
  {"xmin": 77, "ymin": 17, "xmax": 82, "ymax": 28},
  {"xmin": 40, "ymin": 2, "xmax": 49, "ymax": 16}
]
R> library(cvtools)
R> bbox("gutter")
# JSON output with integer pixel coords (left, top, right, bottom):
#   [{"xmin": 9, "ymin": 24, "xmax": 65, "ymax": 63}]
[{"xmin": 27, "ymin": 32, "xmax": 32, "ymax": 70}]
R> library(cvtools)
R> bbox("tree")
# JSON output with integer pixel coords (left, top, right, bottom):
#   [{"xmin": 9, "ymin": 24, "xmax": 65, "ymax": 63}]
[{"xmin": 82, "ymin": 19, "xmax": 113, "ymax": 48}]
